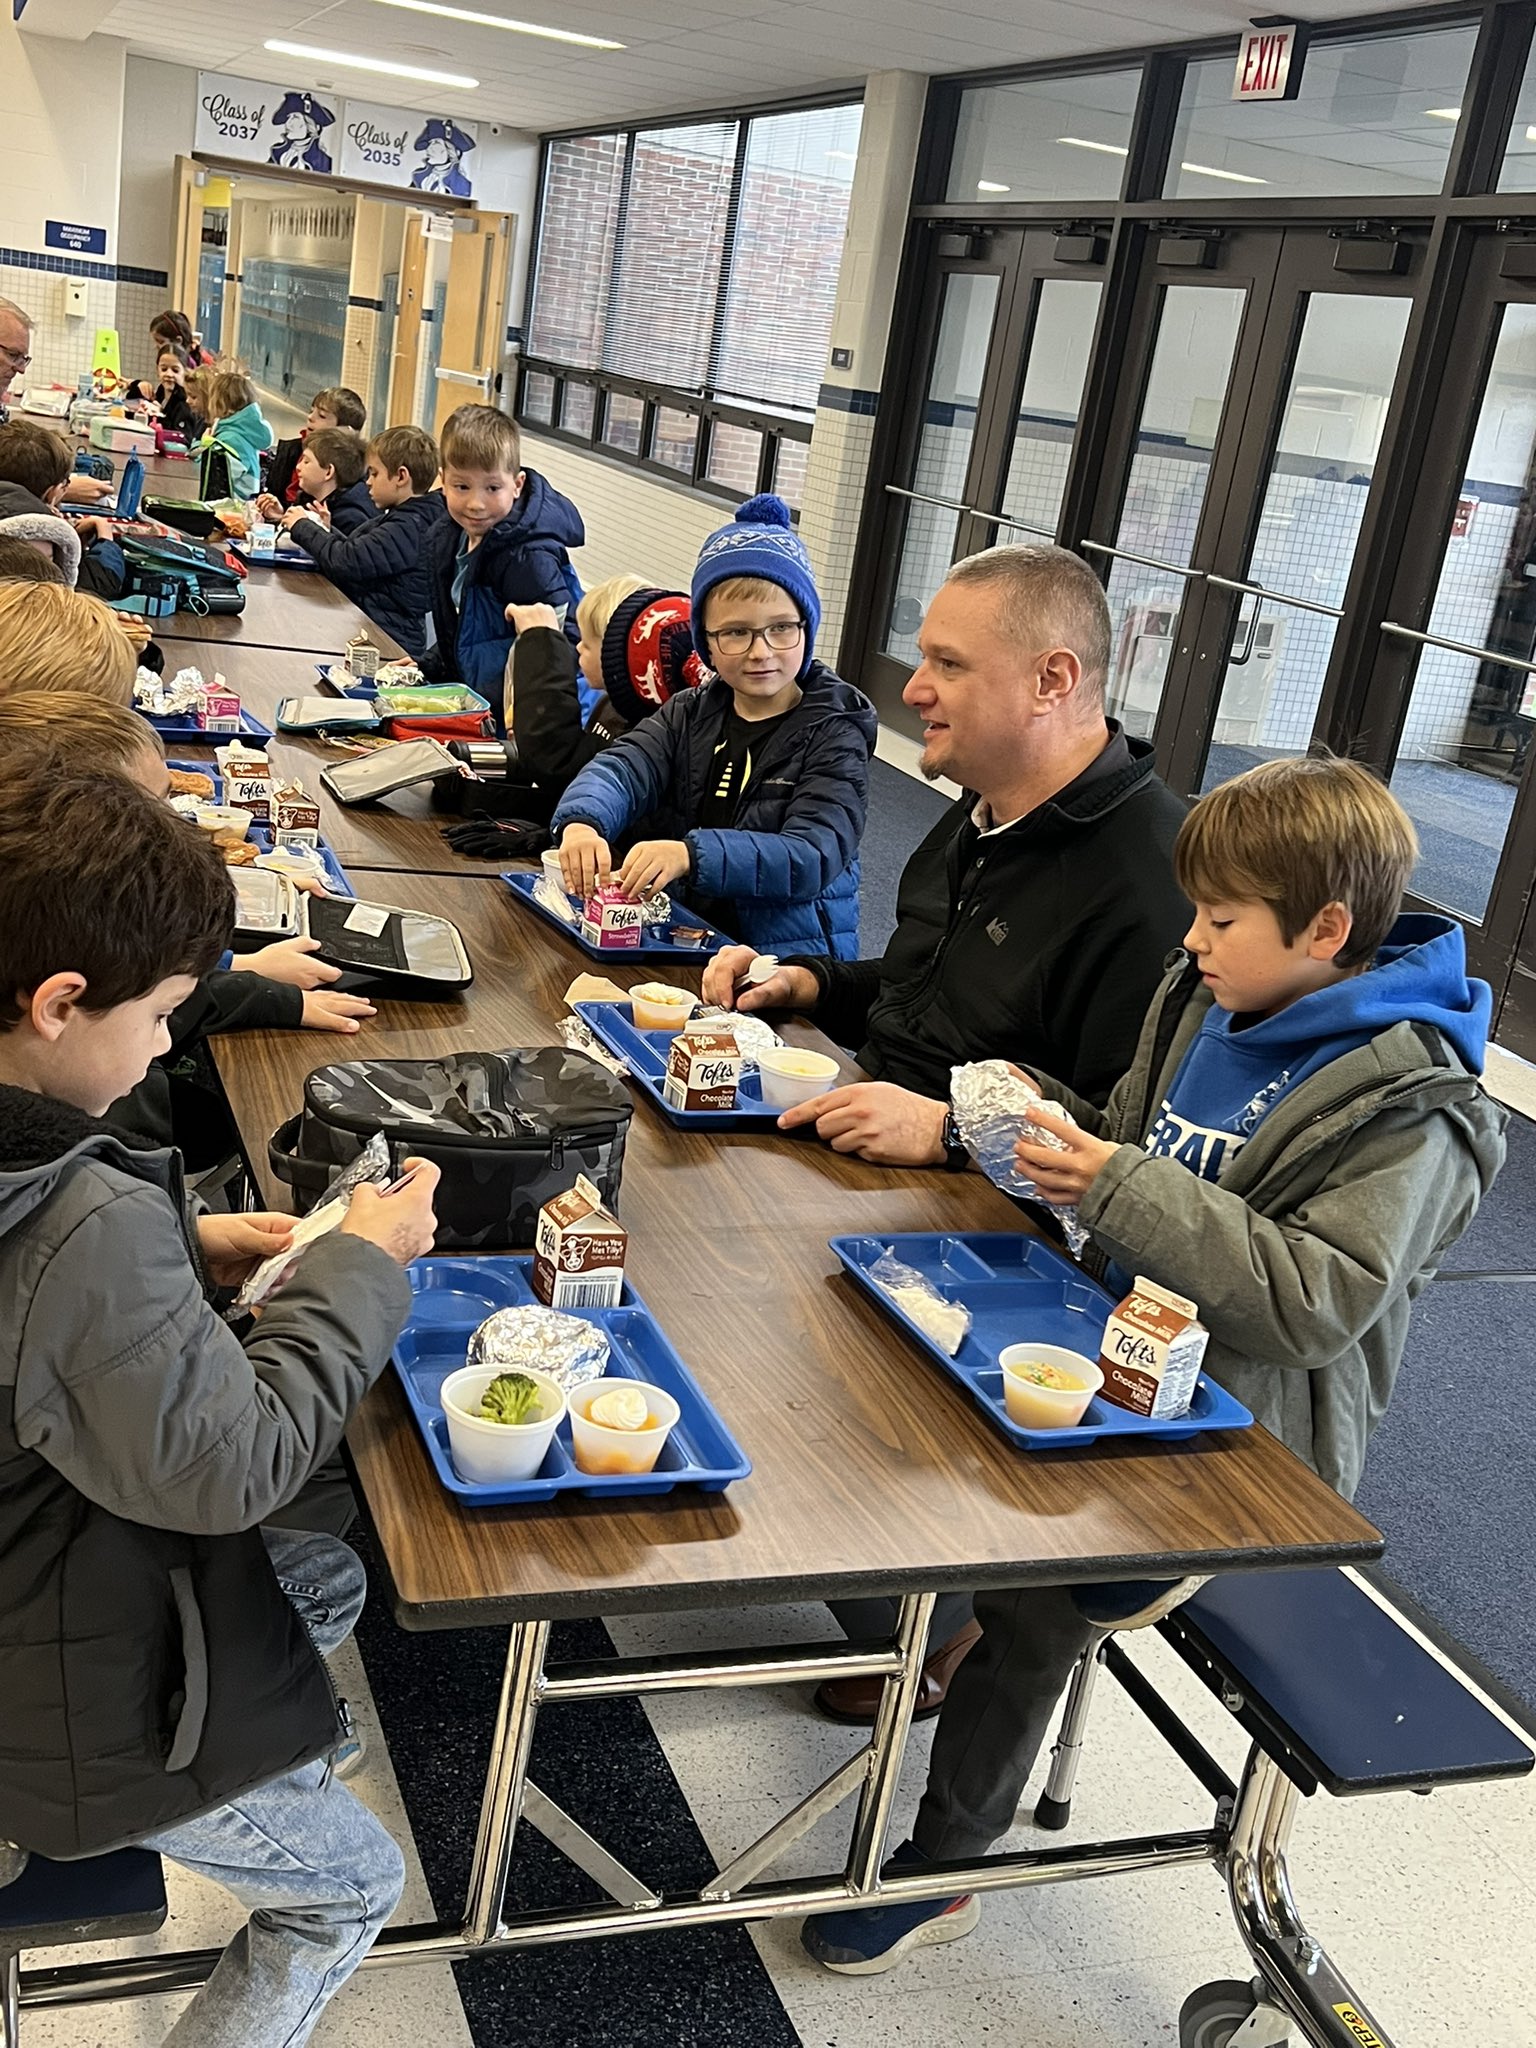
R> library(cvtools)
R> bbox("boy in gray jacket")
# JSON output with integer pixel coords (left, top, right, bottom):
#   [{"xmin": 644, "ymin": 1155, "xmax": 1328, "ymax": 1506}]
[
  {"xmin": 0, "ymin": 771, "xmax": 439, "ymax": 2045},
  {"xmin": 805, "ymin": 753, "xmax": 1506, "ymax": 1975}
]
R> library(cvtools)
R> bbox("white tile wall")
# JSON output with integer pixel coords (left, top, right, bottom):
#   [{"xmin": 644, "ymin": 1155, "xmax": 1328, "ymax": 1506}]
[
  {"xmin": 800, "ymin": 405, "xmax": 877, "ymax": 661},
  {"xmin": 3, "ymin": 263, "xmax": 122, "ymax": 400}
]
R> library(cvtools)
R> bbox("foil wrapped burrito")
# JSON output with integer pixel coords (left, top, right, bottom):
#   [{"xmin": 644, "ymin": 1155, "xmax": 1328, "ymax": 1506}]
[
  {"xmin": 135, "ymin": 665, "xmax": 204, "ymax": 716},
  {"xmin": 686, "ymin": 1007, "xmax": 783, "ymax": 1067},
  {"xmin": 467, "ymin": 1305, "xmax": 610, "ymax": 1391},
  {"xmin": 949, "ymin": 1059, "xmax": 1089, "ymax": 1255}
]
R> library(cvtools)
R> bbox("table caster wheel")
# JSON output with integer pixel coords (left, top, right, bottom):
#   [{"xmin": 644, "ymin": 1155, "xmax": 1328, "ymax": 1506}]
[{"xmin": 1178, "ymin": 1979, "xmax": 1260, "ymax": 2048}]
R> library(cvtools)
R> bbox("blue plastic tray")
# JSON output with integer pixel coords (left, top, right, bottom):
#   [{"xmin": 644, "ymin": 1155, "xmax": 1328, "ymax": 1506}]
[
  {"xmin": 166, "ymin": 762, "xmax": 354, "ymax": 897},
  {"xmin": 141, "ymin": 704, "xmax": 270, "ymax": 741},
  {"xmin": 314, "ymin": 661, "xmax": 375, "ymax": 700},
  {"xmin": 231, "ymin": 538, "xmax": 322, "ymax": 569},
  {"xmin": 830, "ymin": 1232, "xmax": 1254, "ymax": 1452},
  {"xmin": 574, "ymin": 1002, "xmax": 786, "ymax": 1130},
  {"xmin": 502, "ymin": 869, "xmax": 733, "ymax": 959},
  {"xmin": 392, "ymin": 1256, "xmax": 752, "ymax": 1506}
]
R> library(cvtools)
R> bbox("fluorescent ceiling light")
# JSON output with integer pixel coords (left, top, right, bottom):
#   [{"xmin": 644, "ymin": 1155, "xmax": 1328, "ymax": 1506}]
[
  {"xmin": 1057, "ymin": 136, "xmax": 1129, "ymax": 156},
  {"xmin": 1424, "ymin": 107, "xmax": 1462, "ymax": 121},
  {"xmin": 368, "ymin": 0, "xmax": 623, "ymax": 49},
  {"xmin": 1180, "ymin": 160, "xmax": 1267, "ymax": 185},
  {"xmin": 977, "ymin": 180, "xmax": 1011, "ymax": 192},
  {"xmin": 263, "ymin": 39, "xmax": 479, "ymax": 88},
  {"xmin": 1527, "ymin": 125, "xmax": 1536, "ymax": 142}
]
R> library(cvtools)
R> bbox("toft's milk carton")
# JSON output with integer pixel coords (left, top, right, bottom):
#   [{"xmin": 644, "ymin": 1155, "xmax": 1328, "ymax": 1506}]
[
  {"xmin": 580, "ymin": 885, "xmax": 643, "ymax": 950},
  {"xmin": 272, "ymin": 782, "xmax": 321, "ymax": 848},
  {"xmin": 221, "ymin": 744, "xmax": 273, "ymax": 823},
  {"xmin": 1097, "ymin": 1277, "xmax": 1208, "ymax": 1419},
  {"xmin": 662, "ymin": 1027, "xmax": 741, "ymax": 1113},
  {"xmin": 532, "ymin": 1174, "xmax": 628, "ymax": 1309}
]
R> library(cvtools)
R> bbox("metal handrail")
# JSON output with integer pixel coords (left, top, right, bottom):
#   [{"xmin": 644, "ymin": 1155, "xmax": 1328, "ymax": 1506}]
[
  {"xmin": 1207, "ymin": 573, "xmax": 1345, "ymax": 621},
  {"xmin": 1380, "ymin": 619, "xmax": 1536, "ymax": 677}
]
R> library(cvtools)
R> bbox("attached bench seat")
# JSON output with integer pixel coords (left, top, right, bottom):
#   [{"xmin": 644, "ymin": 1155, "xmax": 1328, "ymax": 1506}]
[
  {"xmin": 1160, "ymin": 1568, "xmax": 1534, "ymax": 1798},
  {"xmin": 1, "ymin": 1849, "xmax": 166, "ymax": 2047}
]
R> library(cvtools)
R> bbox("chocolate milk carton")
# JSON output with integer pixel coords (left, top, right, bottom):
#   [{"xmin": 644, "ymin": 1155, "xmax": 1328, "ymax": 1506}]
[
  {"xmin": 272, "ymin": 782, "xmax": 321, "ymax": 848},
  {"xmin": 1097, "ymin": 1277, "xmax": 1208, "ymax": 1419},
  {"xmin": 662, "ymin": 1027, "xmax": 741, "ymax": 1113},
  {"xmin": 580, "ymin": 886, "xmax": 643, "ymax": 950},
  {"xmin": 532, "ymin": 1173, "xmax": 627, "ymax": 1309},
  {"xmin": 221, "ymin": 745, "xmax": 273, "ymax": 824}
]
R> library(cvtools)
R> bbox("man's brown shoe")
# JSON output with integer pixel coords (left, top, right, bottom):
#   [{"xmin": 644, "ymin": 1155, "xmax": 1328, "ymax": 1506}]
[{"xmin": 814, "ymin": 1618, "xmax": 983, "ymax": 1725}]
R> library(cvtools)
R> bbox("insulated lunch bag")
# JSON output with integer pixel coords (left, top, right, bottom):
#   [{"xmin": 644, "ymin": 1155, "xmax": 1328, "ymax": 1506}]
[
  {"xmin": 119, "ymin": 534, "xmax": 246, "ymax": 615},
  {"xmin": 268, "ymin": 1047, "xmax": 632, "ymax": 1248}
]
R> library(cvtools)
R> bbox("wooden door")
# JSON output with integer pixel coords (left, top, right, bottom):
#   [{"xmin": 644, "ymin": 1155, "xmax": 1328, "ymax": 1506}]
[
  {"xmin": 431, "ymin": 210, "xmax": 512, "ymax": 434},
  {"xmin": 388, "ymin": 215, "xmax": 429, "ymax": 428}
]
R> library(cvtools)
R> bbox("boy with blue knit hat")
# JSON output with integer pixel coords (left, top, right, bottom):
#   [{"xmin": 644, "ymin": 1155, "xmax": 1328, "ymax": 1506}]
[{"xmin": 552, "ymin": 494, "xmax": 877, "ymax": 957}]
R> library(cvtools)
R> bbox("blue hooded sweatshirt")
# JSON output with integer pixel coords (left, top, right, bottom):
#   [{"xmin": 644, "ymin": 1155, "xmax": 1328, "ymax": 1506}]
[{"xmin": 1140, "ymin": 913, "xmax": 1491, "ymax": 1188}]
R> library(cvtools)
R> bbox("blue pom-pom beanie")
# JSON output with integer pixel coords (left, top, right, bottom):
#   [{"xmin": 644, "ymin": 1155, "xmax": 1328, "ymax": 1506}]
[{"xmin": 691, "ymin": 493, "xmax": 821, "ymax": 676}]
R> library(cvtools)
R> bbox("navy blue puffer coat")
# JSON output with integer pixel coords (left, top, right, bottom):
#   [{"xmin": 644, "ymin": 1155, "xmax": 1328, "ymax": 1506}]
[
  {"xmin": 288, "ymin": 491, "xmax": 448, "ymax": 658},
  {"xmin": 550, "ymin": 664, "xmax": 877, "ymax": 958}
]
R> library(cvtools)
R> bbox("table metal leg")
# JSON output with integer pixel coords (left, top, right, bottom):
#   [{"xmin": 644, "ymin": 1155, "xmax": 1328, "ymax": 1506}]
[
  {"xmin": 463, "ymin": 1620, "xmax": 549, "ymax": 1946},
  {"xmin": 1224, "ymin": 1745, "xmax": 1398, "ymax": 2048},
  {"xmin": 846, "ymin": 1590, "xmax": 935, "ymax": 1892},
  {"xmin": 1036, "ymin": 1631, "xmax": 1110, "ymax": 1830}
]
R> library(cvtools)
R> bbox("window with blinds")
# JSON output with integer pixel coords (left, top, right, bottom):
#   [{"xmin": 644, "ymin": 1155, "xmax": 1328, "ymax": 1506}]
[{"xmin": 523, "ymin": 96, "xmax": 863, "ymax": 493}]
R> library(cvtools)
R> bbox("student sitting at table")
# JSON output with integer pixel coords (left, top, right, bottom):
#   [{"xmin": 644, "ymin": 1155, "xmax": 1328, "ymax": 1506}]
[
  {"xmin": 277, "ymin": 424, "xmax": 445, "ymax": 658},
  {"xmin": 552, "ymin": 495, "xmax": 877, "ymax": 958},
  {"xmin": 0, "ymin": 764, "xmax": 439, "ymax": 2043},
  {"xmin": 145, "ymin": 342, "xmax": 204, "ymax": 445},
  {"xmin": 269, "ymin": 426, "xmax": 374, "ymax": 538},
  {"xmin": 421, "ymin": 403, "xmax": 585, "ymax": 700},
  {"xmin": 0, "ymin": 419, "xmax": 131, "ymax": 599},
  {"xmin": 438, "ymin": 579, "xmax": 705, "ymax": 844},
  {"xmin": 0, "ymin": 538, "xmax": 66, "ymax": 585},
  {"xmin": 0, "ymin": 692, "xmax": 378, "ymax": 1165},
  {"xmin": 0, "ymin": 582, "xmax": 137, "ymax": 702},
  {"xmin": 196, "ymin": 366, "xmax": 276, "ymax": 502},
  {"xmin": 800, "ymin": 754, "xmax": 1507, "ymax": 1977},
  {"xmin": 258, "ymin": 385, "xmax": 366, "ymax": 513}
]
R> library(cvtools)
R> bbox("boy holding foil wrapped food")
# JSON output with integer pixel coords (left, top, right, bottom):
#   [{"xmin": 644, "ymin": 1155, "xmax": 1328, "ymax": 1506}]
[{"xmin": 803, "ymin": 753, "xmax": 1506, "ymax": 1976}]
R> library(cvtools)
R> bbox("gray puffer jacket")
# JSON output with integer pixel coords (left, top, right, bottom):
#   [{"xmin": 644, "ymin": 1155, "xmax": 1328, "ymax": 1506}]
[
  {"xmin": 0, "ymin": 1085, "xmax": 412, "ymax": 1857},
  {"xmin": 1033, "ymin": 955, "xmax": 1507, "ymax": 1500}
]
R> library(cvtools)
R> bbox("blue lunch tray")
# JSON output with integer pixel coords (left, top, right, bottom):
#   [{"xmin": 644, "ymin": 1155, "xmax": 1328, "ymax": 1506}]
[
  {"xmin": 574, "ymin": 1002, "xmax": 785, "ymax": 1130},
  {"xmin": 502, "ymin": 869, "xmax": 733, "ymax": 959},
  {"xmin": 314, "ymin": 661, "xmax": 376, "ymax": 700},
  {"xmin": 830, "ymin": 1232, "xmax": 1254, "ymax": 1452},
  {"xmin": 167, "ymin": 762, "xmax": 354, "ymax": 897},
  {"xmin": 231, "ymin": 538, "xmax": 322, "ymax": 570},
  {"xmin": 392, "ymin": 1255, "xmax": 752, "ymax": 1506},
  {"xmin": 141, "ymin": 704, "xmax": 270, "ymax": 741}
]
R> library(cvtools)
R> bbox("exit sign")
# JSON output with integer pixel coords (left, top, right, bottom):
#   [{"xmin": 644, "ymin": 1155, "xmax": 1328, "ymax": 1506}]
[{"xmin": 1233, "ymin": 24, "xmax": 1306, "ymax": 101}]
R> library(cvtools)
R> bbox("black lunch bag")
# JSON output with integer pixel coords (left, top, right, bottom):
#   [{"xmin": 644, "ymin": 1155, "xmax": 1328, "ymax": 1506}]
[{"xmin": 269, "ymin": 1048, "xmax": 632, "ymax": 1249}]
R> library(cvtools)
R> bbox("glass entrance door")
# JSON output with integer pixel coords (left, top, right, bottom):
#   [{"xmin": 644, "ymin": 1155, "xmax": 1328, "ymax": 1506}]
[
  {"xmin": 1352, "ymin": 234, "xmax": 1536, "ymax": 1029},
  {"xmin": 1080, "ymin": 228, "xmax": 1420, "ymax": 791},
  {"xmin": 862, "ymin": 224, "xmax": 1106, "ymax": 729}
]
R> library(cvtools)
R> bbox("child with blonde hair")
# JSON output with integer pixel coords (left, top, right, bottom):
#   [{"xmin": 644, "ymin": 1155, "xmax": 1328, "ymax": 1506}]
[
  {"xmin": 197, "ymin": 365, "xmax": 275, "ymax": 499},
  {"xmin": 0, "ymin": 583, "xmax": 137, "ymax": 702}
]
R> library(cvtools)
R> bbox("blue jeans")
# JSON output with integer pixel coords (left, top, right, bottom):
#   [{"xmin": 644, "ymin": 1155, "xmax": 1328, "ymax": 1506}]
[{"xmin": 140, "ymin": 1529, "xmax": 405, "ymax": 2048}]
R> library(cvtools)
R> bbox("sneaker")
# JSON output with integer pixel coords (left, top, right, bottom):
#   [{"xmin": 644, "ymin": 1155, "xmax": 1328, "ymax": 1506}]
[
  {"xmin": 801, "ymin": 1841, "xmax": 979, "ymax": 1975},
  {"xmin": 1070, "ymin": 1576, "xmax": 1210, "ymax": 1631},
  {"xmin": 332, "ymin": 1700, "xmax": 367, "ymax": 1781}
]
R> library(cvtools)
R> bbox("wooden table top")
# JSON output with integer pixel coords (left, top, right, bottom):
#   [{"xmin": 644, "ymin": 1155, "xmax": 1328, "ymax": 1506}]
[
  {"xmin": 161, "ymin": 643, "xmax": 504, "ymax": 877},
  {"xmin": 210, "ymin": 872, "xmax": 1383, "ymax": 1628},
  {"xmin": 155, "ymin": 571, "xmax": 405, "ymax": 657}
]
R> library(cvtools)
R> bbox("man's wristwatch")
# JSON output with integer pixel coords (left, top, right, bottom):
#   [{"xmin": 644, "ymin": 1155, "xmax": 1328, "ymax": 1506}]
[{"xmin": 940, "ymin": 1110, "xmax": 969, "ymax": 1172}]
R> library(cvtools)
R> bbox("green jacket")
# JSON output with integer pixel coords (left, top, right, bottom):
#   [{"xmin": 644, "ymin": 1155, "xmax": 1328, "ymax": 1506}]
[{"xmin": 1035, "ymin": 955, "xmax": 1507, "ymax": 1500}]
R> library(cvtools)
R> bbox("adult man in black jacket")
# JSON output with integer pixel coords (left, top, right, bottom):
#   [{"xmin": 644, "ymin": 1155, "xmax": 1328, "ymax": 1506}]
[
  {"xmin": 704, "ymin": 540, "xmax": 1189, "ymax": 1722},
  {"xmin": 703, "ymin": 541, "xmax": 1189, "ymax": 1165}
]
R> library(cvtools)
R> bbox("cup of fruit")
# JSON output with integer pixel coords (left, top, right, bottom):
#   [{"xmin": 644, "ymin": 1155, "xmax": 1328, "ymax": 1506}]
[
  {"xmin": 567, "ymin": 1377, "xmax": 680, "ymax": 1476},
  {"xmin": 440, "ymin": 1364, "xmax": 567, "ymax": 1483},
  {"xmin": 997, "ymin": 1345, "xmax": 1102, "ymax": 1430}
]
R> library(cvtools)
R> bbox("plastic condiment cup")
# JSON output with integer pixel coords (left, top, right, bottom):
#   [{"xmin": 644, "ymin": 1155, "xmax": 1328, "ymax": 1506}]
[
  {"xmin": 567, "ymin": 1377, "xmax": 680, "ymax": 1476},
  {"xmin": 440, "ymin": 1364, "xmax": 567, "ymax": 1485},
  {"xmin": 998, "ymin": 1345, "xmax": 1103, "ymax": 1430},
  {"xmin": 630, "ymin": 985, "xmax": 696, "ymax": 1032},
  {"xmin": 541, "ymin": 847, "xmax": 572, "ymax": 894},
  {"xmin": 195, "ymin": 804, "xmax": 250, "ymax": 841},
  {"xmin": 756, "ymin": 1046, "xmax": 840, "ymax": 1110}
]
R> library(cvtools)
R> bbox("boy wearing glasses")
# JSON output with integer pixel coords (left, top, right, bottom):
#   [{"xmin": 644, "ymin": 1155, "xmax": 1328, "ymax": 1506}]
[{"xmin": 553, "ymin": 494, "xmax": 877, "ymax": 957}]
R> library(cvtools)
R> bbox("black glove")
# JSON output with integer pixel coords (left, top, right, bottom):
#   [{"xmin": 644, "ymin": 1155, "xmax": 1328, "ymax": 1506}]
[{"xmin": 440, "ymin": 812, "xmax": 553, "ymax": 859}]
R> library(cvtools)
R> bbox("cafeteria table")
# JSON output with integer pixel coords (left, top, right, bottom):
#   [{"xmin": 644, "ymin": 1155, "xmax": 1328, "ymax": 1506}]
[
  {"xmin": 154, "ymin": 569, "xmax": 407, "ymax": 657},
  {"xmin": 94, "ymin": 871, "xmax": 1374, "ymax": 1985},
  {"xmin": 164, "ymin": 642, "xmax": 510, "ymax": 878},
  {"xmin": 17, "ymin": 856, "xmax": 1382, "ymax": 2029}
]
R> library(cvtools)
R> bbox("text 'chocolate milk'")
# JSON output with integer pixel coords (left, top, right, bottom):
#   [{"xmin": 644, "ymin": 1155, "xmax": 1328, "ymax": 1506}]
[{"xmin": 1097, "ymin": 1277, "xmax": 1208, "ymax": 1420}]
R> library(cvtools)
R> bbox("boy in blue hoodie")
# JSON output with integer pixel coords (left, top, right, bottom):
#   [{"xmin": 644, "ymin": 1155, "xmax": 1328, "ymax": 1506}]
[
  {"xmin": 421, "ymin": 404, "xmax": 583, "ymax": 701},
  {"xmin": 551, "ymin": 495, "xmax": 878, "ymax": 959},
  {"xmin": 803, "ymin": 753, "xmax": 1506, "ymax": 1974}
]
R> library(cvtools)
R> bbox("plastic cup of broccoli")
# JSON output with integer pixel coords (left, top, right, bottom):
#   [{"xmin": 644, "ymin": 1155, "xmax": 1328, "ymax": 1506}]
[{"xmin": 440, "ymin": 1363, "xmax": 567, "ymax": 1485}]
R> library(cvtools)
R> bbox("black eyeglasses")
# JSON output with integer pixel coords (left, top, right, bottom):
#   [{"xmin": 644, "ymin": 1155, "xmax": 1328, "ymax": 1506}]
[
  {"xmin": 0, "ymin": 342, "xmax": 33, "ymax": 371},
  {"xmin": 706, "ymin": 619, "xmax": 804, "ymax": 655}
]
